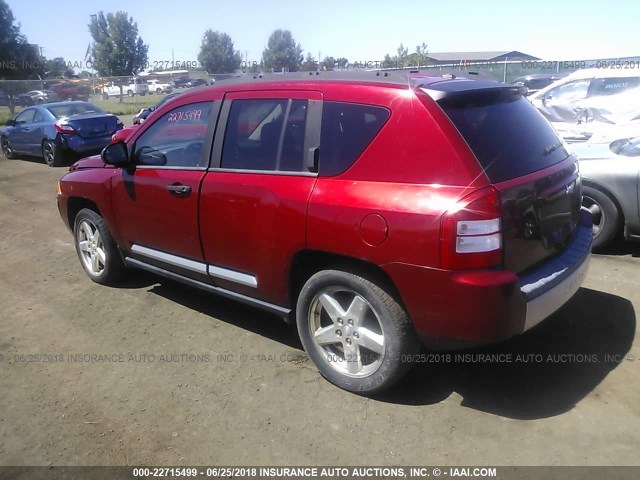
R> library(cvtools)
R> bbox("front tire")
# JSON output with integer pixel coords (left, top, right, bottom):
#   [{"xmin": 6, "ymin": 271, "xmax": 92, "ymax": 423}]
[
  {"xmin": 73, "ymin": 209, "xmax": 126, "ymax": 285},
  {"xmin": 42, "ymin": 140, "xmax": 64, "ymax": 167},
  {"xmin": 1, "ymin": 136, "xmax": 16, "ymax": 159},
  {"xmin": 582, "ymin": 185, "xmax": 620, "ymax": 249},
  {"xmin": 127, "ymin": 90, "xmax": 134, "ymax": 97},
  {"xmin": 296, "ymin": 270, "xmax": 420, "ymax": 394}
]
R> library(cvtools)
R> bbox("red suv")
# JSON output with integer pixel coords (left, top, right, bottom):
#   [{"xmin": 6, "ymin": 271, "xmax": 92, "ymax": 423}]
[{"xmin": 57, "ymin": 72, "xmax": 592, "ymax": 394}]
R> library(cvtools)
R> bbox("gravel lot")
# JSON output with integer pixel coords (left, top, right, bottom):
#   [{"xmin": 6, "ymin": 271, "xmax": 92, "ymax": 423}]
[{"xmin": 0, "ymin": 154, "xmax": 639, "ymax": 467}]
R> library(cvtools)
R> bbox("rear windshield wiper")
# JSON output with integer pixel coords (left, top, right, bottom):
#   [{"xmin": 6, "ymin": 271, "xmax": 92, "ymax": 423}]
[{"xmin": 543, "ymin": 142, "xmax": 563, "ymax": 156}]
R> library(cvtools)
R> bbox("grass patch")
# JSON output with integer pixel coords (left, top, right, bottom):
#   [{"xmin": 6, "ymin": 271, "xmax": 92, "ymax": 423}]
[{"xmin": 0, "ymin": 92, "xmax": 171, "ymax": 124}]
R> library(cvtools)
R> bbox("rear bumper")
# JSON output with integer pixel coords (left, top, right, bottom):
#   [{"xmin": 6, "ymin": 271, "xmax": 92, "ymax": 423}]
[
  {"xmin": 57, "ymin": 134, "xmax": 112, "ymax": 155},
  {"xmin": 384, "ymin": 207, "xmax": 592, "ymax": 348}
]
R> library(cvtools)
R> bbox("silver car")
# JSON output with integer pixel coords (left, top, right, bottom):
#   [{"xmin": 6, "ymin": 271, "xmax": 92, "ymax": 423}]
[{"xmin": 572, "ymin": 137, "xmax": 640, "ymax": 248}]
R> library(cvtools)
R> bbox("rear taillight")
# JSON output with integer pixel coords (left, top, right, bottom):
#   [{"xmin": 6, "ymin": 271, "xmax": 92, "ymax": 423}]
[
  {"xmin": 440, "ymin": 186, "xmax": 503, "ymax": 270},
  {"xmin": 55, "ymin": 122, "xmax": 75, "ymax": 134}
]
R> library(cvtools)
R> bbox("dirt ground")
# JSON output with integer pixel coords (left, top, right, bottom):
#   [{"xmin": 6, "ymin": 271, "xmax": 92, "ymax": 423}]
[{"xmin": 0, "ymin": 154, "xmax": 639, "ymax": 467}]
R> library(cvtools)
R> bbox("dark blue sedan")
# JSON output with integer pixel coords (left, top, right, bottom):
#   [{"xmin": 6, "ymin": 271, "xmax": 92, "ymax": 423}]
[{"xmin": 1, "ymin": 102, "xmax": 123, "ymax": 167}]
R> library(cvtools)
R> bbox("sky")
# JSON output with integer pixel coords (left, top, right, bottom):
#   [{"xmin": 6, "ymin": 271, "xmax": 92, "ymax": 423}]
[{"xmin": 6, "ymin": 0, "xmax": 640, "ymax": 70}]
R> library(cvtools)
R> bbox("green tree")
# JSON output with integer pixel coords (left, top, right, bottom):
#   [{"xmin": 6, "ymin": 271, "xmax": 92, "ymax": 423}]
[
  {"xmin": 321, "ymin": 56, "xmax": 336, "ymax": 70},
  {"xmin": 335, "ymin": 57, "xmax": 349, "ymax": 69},
  {"xmin": 396, "ymin": 43, "xmax": 408, "ymax": 62},
  {"xmin": 197, "ymin": 30, "xmax": 242, "ymax": 74},
  {"xmin": 88, "ymin": 11, "xmax": 148, "ymax": 77},
  {"xmin": 262, "ymin": 29, "xmax": 303, "ymax": 72},
  {"xmin": 45, "ymin": 57, "xmax": 74, "ymax": 78},
  {"xmin": 301, "ymin": 53, "xmax": 317, "ymax": 71},
  {"xmin": 0, "ymin": 0, "xmax": 45, "ymax": 112}
]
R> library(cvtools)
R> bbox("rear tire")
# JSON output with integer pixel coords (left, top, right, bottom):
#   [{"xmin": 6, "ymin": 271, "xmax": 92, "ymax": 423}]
[
  {"xmin": 296, "ymin": 270, "xmax": 420, "ymax": 394},
  {"xmin": 42, "ymin": 140, "xmax": 64, "ymax": 167},
  {"xmin": 127, "ymin": 90, "xmax": 134, "ymax": 97},
  {"xmin": 582, "ymin": 185, "xmax": 620, "ymax": 249},
  {"xmin": 73, "ymin": 208, "xmax": 126, "ymax": 285}
]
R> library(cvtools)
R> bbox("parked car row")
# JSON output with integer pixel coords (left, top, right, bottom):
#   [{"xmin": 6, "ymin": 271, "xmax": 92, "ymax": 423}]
[{"xmin": 1, "ymin": 101, "xmax": 123, "ymax": 166}]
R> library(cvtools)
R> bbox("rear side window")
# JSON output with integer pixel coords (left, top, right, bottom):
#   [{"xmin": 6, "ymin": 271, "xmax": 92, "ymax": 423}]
[
  {"xmin": 438, "ymin": 90, "xmax": 570, "ymax": 182},
  {"xmin": 319, "ymin": 102, "xmax": 390, "ymax": 176},
  {"xmin": 221, "ymin": 98, "xmax": 308, "ymax": 172},
  {"xmin": 591, "ymin": 77, "xmax": 640, "ymax": 96}
]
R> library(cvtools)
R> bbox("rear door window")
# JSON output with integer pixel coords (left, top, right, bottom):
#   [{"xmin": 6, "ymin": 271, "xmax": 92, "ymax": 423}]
[
  {"xmin": 319, "ymin": 102, "xmax": 390, "ymax": 176},
  {"xmin": 220, "ymin": 98, "xmax": 309, "ymax": 172},
  {"xmin": 437, "ymin": 90, "xmax": 570, "ymax": 182},
  {"xmin": 590, "ymin": 77, "xmax": 640, "ymax": 96}
]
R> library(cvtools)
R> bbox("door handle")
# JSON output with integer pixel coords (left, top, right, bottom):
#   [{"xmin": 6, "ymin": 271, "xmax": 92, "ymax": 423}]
[{"xmin": 167, "ymin": 184, "xmax": 191, "ymax": 196}]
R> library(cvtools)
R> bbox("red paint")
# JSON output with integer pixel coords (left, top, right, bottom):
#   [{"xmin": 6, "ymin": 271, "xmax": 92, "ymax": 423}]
[
  {"xmin": 57, "ymin": 75, "xmax": 589, "ymax": 346},
  {"xmin": 359, "ymin": 214, "xmax": 388, "ymax": 247}
]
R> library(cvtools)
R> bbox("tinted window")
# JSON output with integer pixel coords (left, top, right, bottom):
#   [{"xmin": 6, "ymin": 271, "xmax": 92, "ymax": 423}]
[
  {"xmin": 221, "ymin": 98, "xmax": 308, "ymax": 172},
  {"xmin": 33, "ymin": 110, "xmax": 45, "ymax": 122},
  {"xmin": 591, "ymin": 77, "xmax": 640, "ymax": 96},
  {"xmin": 133, "ymin": 101, "xmax": 213, "ymax": 168},
  {"xmin": 439, "ymin": 90, "xmax": 569, "ymax": 182},
  {"xmin": 319, "ymin": 102, "xmax": 390, "ymax": 176},
  {"xmin": 14, "ymin": 109, "xmax": 35, "ymax": 124}
]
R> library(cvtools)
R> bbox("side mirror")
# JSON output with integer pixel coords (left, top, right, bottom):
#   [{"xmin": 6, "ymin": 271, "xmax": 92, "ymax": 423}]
[
  {"xmin": 137, "ymin": 145, "xmax": 167, "ymax": 166},
  {"xmin": 102, "ymin": 141, "xmax": 130, "ymax": 167},
  {"xmin": 6, "ymin": 119, "xmax": 15, "ymax": 126}
]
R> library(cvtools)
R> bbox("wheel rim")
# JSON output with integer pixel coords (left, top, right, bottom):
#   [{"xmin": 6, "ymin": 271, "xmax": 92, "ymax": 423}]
[
  {"xmin": 308, "ymin": 287, "xmax": 385, "ymax": 378},
  {"xmin": 76, "ymin": 219, "xmax": 106, "ymax": 277},
  {"xmin": 43, "ymin": 142, "xmax": 54, "ymax": 164},
  {"xmin": 1, "ymin": 138, "xmax": 12, "ymax": 156},
  {"xmin": 583, "ymin": 196, "xmax": 604, "ymax": 238}
]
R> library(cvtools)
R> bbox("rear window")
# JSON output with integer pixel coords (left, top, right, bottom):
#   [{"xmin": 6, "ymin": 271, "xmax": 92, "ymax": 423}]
[
  {"xmin": 319, "ymin": 102, "xmax": 390, "ymax": 176},
  {"xmin": 437, "ymin": 90, "xmax": 570, "ymax": 182},
  {"xmin": 47, "ymin": 103, "xmax": 105, "ymax": 119}
]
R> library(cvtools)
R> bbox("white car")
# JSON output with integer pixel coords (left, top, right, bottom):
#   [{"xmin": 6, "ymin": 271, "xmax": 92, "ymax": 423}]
[
  {"xmin": 529, "ymin": 68, "xmax": 640, "ymax": 141},
  {"xmin": 147, "ymin": 79, "xmax": 173, "ymax": 95},
  {"xmin": 101, "ymin": 78, "xmax": 149, "ymax": 99}
]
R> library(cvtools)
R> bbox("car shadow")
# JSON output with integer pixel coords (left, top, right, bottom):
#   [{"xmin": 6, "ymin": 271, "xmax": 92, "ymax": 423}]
[
  {"xmin": 147, "ymin": 279, "xmax": 302, "ymax": 350},
  {"xmin": 594, "ymin": 236, "xmax": 640, "ymax": 258},
  {"xmin": 141, "ymin": 280, "xmax": 634, "ymax": 419},
  {"xmin": 377, "ymin": 287, "xmax": 636, "ymax": 419}
]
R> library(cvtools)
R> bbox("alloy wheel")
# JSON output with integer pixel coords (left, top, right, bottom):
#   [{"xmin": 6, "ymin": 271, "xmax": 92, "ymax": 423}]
[
  {"xmin": 76, "ymin": 219, "xmax": 106, "ymax": 277},
  {"xmin": 307, "ymin": 287, "xmax": 385, "ymax": 378}
]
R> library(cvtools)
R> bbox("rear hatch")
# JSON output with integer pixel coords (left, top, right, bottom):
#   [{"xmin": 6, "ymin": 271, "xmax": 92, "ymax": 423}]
[
  {"xmin": 431, "ymin": 84, "xmax": 582, "ymax": 274},
  {"xmin": 66, "ymin": 113, "xmax": 119, "ymax": 139}
]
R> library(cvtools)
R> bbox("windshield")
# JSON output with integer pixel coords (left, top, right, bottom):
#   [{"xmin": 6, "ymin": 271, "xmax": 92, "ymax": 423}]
[
  {"xmin": 46, "ymin": 103, "xmax": 106, "ymax": 119},
  {"xmin": 437, "ymin": 90, "xmax": 570, "ymax": 182}
]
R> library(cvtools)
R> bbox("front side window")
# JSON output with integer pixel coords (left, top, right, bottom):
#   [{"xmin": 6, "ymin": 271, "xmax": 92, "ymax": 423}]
[
  {"xmin": 14, "ymin": 109, "xmax": 35, "ymax": 124},
  {"xmin": 133, "ymin": 101, "xmax": 213, "ymax": 168},
  {"xmin": 547, "ymin": 79, "xmax": 590, "ymax": 103},
  {"xmin": 221, "ymin": 98, "xmax": 308, "ymax": 172}
]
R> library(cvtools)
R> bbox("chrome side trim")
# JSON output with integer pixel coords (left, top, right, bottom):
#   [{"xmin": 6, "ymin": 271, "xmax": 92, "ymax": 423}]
[
  {"xmin": 208, "ymin": 265, "xmax": 258, "ymax": 288},
  {"xmin": 523, "ymin": 253, "xmax": 589, "ymax": 332},
  {"xmin": 131, "ymin": 244, "xmax": 207, "ymax": 275},
  {"xmin": 124, "ymin": 257, "xmax": 290, "ymax": 317}
]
